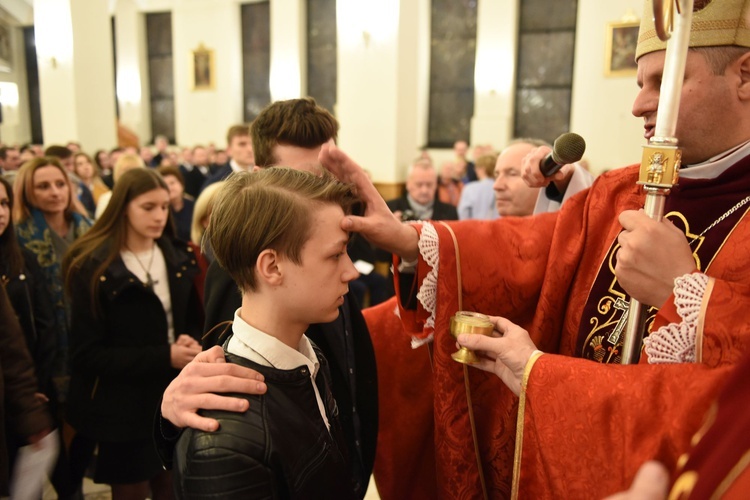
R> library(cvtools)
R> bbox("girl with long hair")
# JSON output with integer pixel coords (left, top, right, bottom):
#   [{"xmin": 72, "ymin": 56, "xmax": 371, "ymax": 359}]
[{"xmin": 63, "ymin": 168, "xmax": 202, "ymax": 499}]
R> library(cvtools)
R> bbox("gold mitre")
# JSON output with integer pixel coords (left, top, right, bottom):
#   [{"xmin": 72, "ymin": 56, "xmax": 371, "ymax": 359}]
[{"xmin": 636, "ymin": 0, "xmax": 750, "ymax": 60}]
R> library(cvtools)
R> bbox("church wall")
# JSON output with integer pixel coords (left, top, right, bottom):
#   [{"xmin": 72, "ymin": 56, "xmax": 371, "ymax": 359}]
[
  {"xmin": 169, "ymin": 0, "xmax": 244, "ymax": 148},
  {"xmin": 570, "ymin": 0, "xmax": 644, "ymax": 173}
]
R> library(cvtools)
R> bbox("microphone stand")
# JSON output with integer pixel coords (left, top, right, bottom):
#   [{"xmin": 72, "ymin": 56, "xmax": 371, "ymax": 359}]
[{"xmin": 621, "ymin": 0, "xmax": 694, "ymax": 364}]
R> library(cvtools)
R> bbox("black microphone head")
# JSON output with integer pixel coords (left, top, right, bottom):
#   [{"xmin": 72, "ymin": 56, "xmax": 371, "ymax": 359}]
[{"xmin": 551, "ymin": 132, "xmax": 586, "ymax": 165}]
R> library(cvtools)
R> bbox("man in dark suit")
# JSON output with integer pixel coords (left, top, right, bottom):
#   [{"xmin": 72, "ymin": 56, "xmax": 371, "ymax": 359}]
[
  {"xmin": 386, "ymin": 159, "xmax": 458, "ymax": 222},
  {"xmin": 454, "ymin": 139, "xmax": 477, "ymax": 183},
  {"xmin": 150, "ymin": 135, "xmax": 170, "ymax": 167},
  {"xmin": 200, "ymin": 124, "xmax": 255, "ymax": 191},
  {"xmin": 158, "ymin": 98, "xmax": 377, "ymax": 498},
  {"xmin": 179, "ymin": 145, "xmax": 212, "ymax": 198}
]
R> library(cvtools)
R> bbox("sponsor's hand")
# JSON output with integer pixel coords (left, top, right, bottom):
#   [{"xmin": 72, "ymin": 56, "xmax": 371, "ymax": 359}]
[{"xmin": 162, "ymin": 346, "xmax": 267, "ymax": 431}]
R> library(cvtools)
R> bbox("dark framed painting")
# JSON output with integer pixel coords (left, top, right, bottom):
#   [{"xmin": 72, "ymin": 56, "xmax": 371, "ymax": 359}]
[
  {"xmin": 605, "ymin": 21, "xmax": 639, "ymax": 77},
  {"xmin": 191, "ymin": 44, "xmax": 215, "ymax": 90}
]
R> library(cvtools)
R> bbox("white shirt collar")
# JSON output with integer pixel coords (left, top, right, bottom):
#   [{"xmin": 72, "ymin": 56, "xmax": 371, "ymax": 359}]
[
  {"xmin": 226, "ymin": 309, "xmax": 330, "ymax": 431},
  {"xmin": 229, "ymin": 158, "xmax": 251, "ymax": 173},
  {"xmin": 227, "ymin": 309, "xmax": 320, "ymax": 376},
  {"xmin": 680, "ymin": 140, "xmax": 750, "ymax": 180}
]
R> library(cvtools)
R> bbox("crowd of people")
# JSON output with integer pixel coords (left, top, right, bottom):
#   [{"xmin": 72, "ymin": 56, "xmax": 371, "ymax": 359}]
[
  {"xmin": 0, "ymin": 128, "xmax": 257, "ymax": 497},
  {"xmin": 1, "ymin": 1, "xmax": 750, "ymax": 499}
]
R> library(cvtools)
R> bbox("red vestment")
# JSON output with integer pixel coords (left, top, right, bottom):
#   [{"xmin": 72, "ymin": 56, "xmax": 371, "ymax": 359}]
[
  {"xmin": 667, "ymin": 347, "xmax": 750, "ymax": 498},
  {"xmin": 388, "ymin": 160, "xmax": 750, "ymax": 498},
  {"xmin": 363, "ymin": 299, "xmax": 437, "ymax": 500}
]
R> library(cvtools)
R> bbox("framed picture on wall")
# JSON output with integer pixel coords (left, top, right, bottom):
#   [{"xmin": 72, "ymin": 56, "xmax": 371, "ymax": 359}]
[
  {"xmin": 605, "ymin": 21, "xmax": 639, "ymax": 77},
  {"xmin": 0, "ymin": 21, "xmax": 12, "ymax": 73},
  {"xmin": 191, "ymin": 44, "xmax": 215, "ymax": 90}
]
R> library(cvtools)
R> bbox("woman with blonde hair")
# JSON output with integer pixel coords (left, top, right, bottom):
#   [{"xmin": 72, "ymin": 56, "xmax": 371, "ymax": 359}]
[
  {"xmin": 190, "ymin": 180, "xmax": 224, "ymax": 253},
  {"xmin": 11, "ymin": 155, "xmax": 95, "ymax": 496},
  {"xmin": 73, "ymin": 152, "xmax": 110, "ymax": 205},
  {"xmin": 64, "ymin": 168, "xmax": 202, "ymax": 499},
  {"xmin": 13, "ymin": 157, "xmax": 92, "ymax": 404}
]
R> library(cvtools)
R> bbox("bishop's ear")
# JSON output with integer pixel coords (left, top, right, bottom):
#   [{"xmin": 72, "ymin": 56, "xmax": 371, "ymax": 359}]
[
  {"xmin": 735, "ymin": 50, "xmax": 750, "ymax": 100},
  {"xmin": 256, "ymin": 249, "xmax": 283, "ymax": 286}
]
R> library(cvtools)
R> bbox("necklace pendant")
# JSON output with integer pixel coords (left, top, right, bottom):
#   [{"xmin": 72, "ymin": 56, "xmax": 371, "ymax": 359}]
[{"xmin": 145, "ymin": 273, "xmax": 154, "ymax": 290}]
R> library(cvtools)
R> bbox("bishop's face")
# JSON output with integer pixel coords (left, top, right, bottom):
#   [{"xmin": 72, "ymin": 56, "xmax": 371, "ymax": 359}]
[{"xmin": 632, "ymin": 49, "xmax": 747, "ymax": 165}]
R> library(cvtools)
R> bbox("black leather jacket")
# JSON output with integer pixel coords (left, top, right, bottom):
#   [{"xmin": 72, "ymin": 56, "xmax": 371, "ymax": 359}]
[
  {"xmin": 67, "ymin": 238, "xmax": 202, "ymax": 442},
  {"xmin": 173, "ymin": 347, "xmax": 358, "ymax": 500},
  {"xmin": 198, "ymin": 260, "xmax": 377, "ymax": 494}
]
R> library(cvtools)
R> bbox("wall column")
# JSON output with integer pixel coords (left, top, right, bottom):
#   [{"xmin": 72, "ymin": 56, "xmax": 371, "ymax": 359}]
[
  {"xmin": 34, "ymin": 0, "xmax": 117, "ymax": 149},
  {"xmin": 115, "ymin": 0, "xmax": 151, "ymax": 144},
  {"xmin": 337, "ymin": 0, "xmax": 428, "ymax": 184}
]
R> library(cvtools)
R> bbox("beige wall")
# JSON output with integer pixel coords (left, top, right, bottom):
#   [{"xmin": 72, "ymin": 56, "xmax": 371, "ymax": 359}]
[
  {"xmin": 32, "ymin": 0, "xmax": 117, "ymax": 151},
  {"xmin": 571, "ymin": 0, "xmax": 644, "ymax": 173}
]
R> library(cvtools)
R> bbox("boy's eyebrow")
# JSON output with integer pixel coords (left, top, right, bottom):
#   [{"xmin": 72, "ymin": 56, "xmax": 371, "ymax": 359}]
[{"xmin": 328, "ymin": 236, "xmax": 350, "ymax": 250}]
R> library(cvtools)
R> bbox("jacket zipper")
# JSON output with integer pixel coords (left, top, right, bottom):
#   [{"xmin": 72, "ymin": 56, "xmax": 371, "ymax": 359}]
[{"xmin": 293, "ymin": 441, "xmax": 330, "ymax": 491}]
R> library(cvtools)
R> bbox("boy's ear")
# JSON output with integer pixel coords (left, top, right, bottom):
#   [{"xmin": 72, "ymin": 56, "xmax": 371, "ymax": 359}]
[{"xmin": 256, "ymin": 249, "xmax": 283, "ymax": 286}]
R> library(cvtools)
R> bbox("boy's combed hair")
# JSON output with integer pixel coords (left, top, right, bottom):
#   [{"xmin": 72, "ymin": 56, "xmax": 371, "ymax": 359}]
[
  {"xmin": 209, "ymin": 168, "xmax": 355, "ymax": 292},
  {"xmin": 251, "ymin": 97, "xmax": 339, "ymax": 168}
]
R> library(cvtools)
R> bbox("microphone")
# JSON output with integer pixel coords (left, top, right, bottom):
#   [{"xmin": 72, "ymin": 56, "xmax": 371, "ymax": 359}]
[{"xmin": 540, "ymin": 132, "xmax": 586, "ymax": 177}]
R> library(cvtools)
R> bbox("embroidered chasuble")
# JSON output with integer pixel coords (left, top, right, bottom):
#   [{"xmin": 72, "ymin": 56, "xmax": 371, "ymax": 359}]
[
  {"xmin": 385, "ymin": 156, "xmax": 750, "ymax": 498},
  {"xmin": 666, "ymin": 348, "xmax": 750, "ymax": 499},
  {"xmin": 577, "ymin": 154, "xmax": 750, "ymax": 363}
]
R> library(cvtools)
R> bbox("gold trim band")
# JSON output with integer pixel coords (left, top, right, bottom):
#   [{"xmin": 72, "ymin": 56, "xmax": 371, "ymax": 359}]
[{"xmin": 511, "ymin": 350, "xmax": 545, "ymax": 500}]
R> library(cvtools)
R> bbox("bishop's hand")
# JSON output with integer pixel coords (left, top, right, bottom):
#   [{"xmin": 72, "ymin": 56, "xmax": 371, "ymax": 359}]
[
  {"xmin": 319, "ymin": 143, "xmax": 420, "ymax": 261},
  {"xmin": 457, "ymin": 316, "xmax": 538, "ymax": 396},
  {"xmin": 616, "ymin": 210, "xmax": 697, "ymax": 307}
]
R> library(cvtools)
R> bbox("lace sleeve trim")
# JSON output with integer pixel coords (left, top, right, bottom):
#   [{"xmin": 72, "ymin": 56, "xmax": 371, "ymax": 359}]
[
  {"xmin": 406, "ymin": 222, "xmax": 438, "ymax": 347},
  {"xmin": 643, "ymin": 273, "xmax": 709, "ymax": 364}
]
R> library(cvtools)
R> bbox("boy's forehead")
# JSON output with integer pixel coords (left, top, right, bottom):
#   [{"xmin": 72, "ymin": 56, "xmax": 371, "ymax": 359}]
[{"xmin": 308, "ymin": 203, "xmax": 348, "ymax": 238}]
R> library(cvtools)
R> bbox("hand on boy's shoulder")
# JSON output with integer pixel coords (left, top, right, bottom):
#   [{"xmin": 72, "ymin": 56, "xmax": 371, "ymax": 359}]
[{"xmin": 162, "ymin": 346, "xmax": 268, "ymax": 432}]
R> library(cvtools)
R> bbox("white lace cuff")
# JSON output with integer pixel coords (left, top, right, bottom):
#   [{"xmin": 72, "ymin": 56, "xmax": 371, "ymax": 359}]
[
  {"xmin": 407, "ymin": 222, "xmax": 439, "ymax": 347},
  {"xmin": 643, "ymin": 273, "xmax": 709, "ymax": 364}
]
